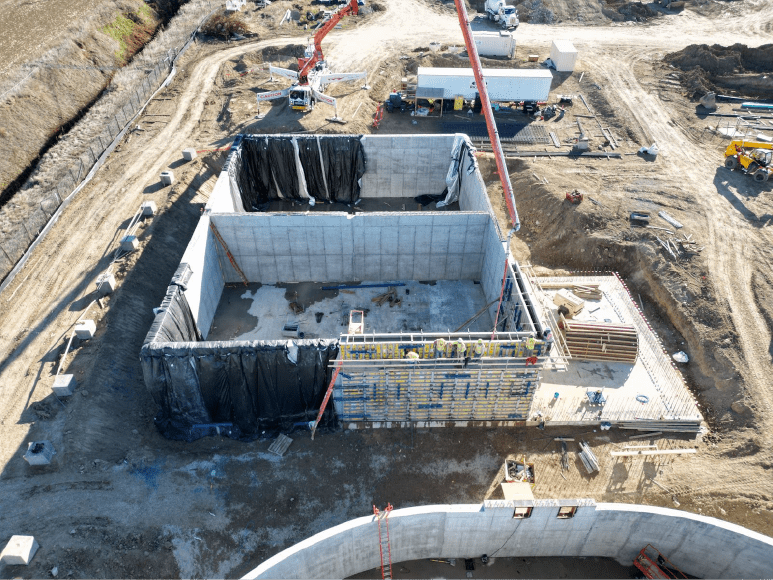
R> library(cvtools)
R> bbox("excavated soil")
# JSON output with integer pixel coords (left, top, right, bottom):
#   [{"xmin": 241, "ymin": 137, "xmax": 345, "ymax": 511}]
[{"xmin": 665, "ymin": 43, "xmax": 773, "ymax": 98}]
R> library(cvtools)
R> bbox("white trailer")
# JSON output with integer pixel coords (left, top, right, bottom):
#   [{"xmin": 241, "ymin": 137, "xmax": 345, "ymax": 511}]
[
  {"xmin": 473, "ymin": 30, "xmax": 516, "ymax": 58},
  {"xmin": 417, "ymin": 67, "xmax": 552, "ymax": 102},
  {"xmin": 549, "ymin": 40, "xmax": 578, "ymax": 72}
]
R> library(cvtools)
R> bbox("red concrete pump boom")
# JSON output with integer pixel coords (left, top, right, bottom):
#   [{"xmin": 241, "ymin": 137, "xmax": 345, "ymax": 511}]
[
  {"xmin": 298, "ymin": 0, "xmax": 359, "ymax": 84},
  {"xmin": 453, "ymin": 0, "xmax": 520, "ymax": 230}
]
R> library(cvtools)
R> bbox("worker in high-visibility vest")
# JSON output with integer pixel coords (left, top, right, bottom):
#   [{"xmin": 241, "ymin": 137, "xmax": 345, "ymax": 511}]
[
  {"xmin": 406, "ymin": 350, "xmax": 420, "ymax": 360},
  {"xmin": 434, "ymin": 337, "xmax": 446, "ymax": 357},
  {"xmin": 456, "ymin": 338, "xmax": 467, "ymax": 358},
  {"xmin": 474, "ymin": 338, "xmax": 485, "ymax": 357}
]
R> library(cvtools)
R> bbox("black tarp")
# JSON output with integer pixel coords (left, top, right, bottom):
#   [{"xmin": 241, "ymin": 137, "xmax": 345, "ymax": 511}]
[
  {"xmin": 141, "ymin": 287, "xmax": 339, "ymax": 441},
  {"xmin": 235, "ymin": 135, "xmax": 366, "ymax": 210}
]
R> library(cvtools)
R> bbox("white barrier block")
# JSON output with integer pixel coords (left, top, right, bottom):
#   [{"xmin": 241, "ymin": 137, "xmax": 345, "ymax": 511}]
[
  {"xmin": 74, "ymin": 320, "xmax": 96, "ymax": 340},
  {"xmin": 0, "ymin": 535, "xmax": 39, "ymax": 565},
  {"xmin": 52, "ymin": 374, "xmax": 76, "ymax": 397}
]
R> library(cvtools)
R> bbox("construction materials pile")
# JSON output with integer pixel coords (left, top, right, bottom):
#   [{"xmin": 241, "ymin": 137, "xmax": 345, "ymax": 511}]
[
  {"xmin": 578, "ymin": 440, "xmax": 599, "ymax": 474},
  {"xmin": 559, "ymin": 315, "xmax": 638, "ymax": 363}
]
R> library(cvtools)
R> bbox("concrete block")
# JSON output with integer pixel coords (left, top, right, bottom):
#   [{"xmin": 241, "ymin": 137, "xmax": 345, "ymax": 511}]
[
  {"xmin": 141, "ymin": 201, "xmax": 157, "ymax": 216},
  {"xmin": 52, "ymin": 374, "xmax": 76, "ymax": 397},
  {"xmin": 182, "ymin": 148, "xmax": 198, "ymax": 161},
  {"xmin": 95, "ymin": 272, "xmax": 116, "ymax": 295},
  {"xmin": 23, "ymin": 440, "xmax": 56, "ymax": 466},
  {"xmin": 0, "ymin": 535, "xmax": 39, "ymax": 565},
  {"xmin": 120, "ymin": 235, "xmax": 139, "ymax": 252},
  {"xmin": 160, "ymin": 170, "xmax": 174, "ymax": 185},
  {"xmin": 74, "ymin": 319, "xmax": 96, "ymax": 340}
]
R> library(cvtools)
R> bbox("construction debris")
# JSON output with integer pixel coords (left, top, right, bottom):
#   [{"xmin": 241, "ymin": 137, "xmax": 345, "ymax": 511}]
[
  {"xmin": 268, "ymin": 434, "xmax": 293, "ymax": 457},
  {"xmin": 658, "ymin": 210, "xmax": 683, "ymax": 229},
  {"xmin": 578, "ymin": 441, "xmax": 599, "ymax": 474},
  {"xmin": 372, "ymin": 287, "xmax": 402, "ymax": 307}
]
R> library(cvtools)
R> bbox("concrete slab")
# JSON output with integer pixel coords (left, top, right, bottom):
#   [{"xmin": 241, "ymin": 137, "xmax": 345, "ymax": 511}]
[
  {"xmin": 207, "ymin": 280, "xmax": 493, "ymax": 341},
  {"xmin": 0, "ymin": 535, "xmax": 39, "ymax": 565},
  {"xmin": 530, "ymin": 275, "xmax": 702, "ymax": 426}
]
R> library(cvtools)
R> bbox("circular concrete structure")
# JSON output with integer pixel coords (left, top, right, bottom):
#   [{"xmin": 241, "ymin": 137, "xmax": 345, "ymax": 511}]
[{"xmin": 243, "ymin": 500, "xmax": 773, "ymax": 579}]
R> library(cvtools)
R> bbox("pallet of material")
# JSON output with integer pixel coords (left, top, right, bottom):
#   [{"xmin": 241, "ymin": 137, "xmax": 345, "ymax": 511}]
[{"xmin": 558, "ymin": 315, "xmax": 638, "ymax": 363}]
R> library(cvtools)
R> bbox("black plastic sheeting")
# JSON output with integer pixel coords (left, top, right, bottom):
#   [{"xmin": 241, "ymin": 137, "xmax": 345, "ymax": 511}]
[
  {"xmin": 235, "ymin": 135, "xmax": 366, "ymax": 209},
  {"xmin": 141, "ymin": 286, "xmax": 339, "ymax": 441}
]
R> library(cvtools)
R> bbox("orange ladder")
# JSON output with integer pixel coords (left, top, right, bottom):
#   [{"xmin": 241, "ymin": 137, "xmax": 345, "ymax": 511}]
[{"xmin": 373, "ymin": 504, "xmax": 394, "ymax": 580}]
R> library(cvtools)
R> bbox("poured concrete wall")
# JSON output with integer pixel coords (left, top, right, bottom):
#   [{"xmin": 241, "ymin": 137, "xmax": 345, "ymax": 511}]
[
  {"xmin": 244, "ymin": 501, "xmax": 773, "ymax": 579},
  {"xmin": 209, "ymin": 212, "xmax": 491, "ymax": 285},
  {"xmin": 359, "ymin": 135, "xmax": 455, "ymax": 199},
  {"xmin": 178, "ymin": 215, "xmax": 225, "ymax": 339}
]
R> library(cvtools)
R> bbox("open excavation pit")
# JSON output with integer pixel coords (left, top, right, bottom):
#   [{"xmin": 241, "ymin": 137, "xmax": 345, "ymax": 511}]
[{"xmin": 140, "ymin": 133, "xmax": 702, "ymax": 440}]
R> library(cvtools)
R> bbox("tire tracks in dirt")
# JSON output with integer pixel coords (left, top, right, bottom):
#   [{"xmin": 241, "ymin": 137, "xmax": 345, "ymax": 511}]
[{"xmin": 595, "ymin": 44, "xmax": 773, "ymax": 415}]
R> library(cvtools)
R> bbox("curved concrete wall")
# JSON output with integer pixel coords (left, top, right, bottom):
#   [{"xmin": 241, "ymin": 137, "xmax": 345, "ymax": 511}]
[{"xmin": 243, "ymin": 500, "xmax": 773, "ymax": 579}]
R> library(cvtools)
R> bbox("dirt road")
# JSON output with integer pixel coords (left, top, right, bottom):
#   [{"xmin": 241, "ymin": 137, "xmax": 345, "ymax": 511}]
[{"xmin": 1, "ymin": 0, "xmax": 773, "ymax": 577}]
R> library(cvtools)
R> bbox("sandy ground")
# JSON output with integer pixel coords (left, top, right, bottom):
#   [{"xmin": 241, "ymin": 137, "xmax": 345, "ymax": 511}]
[{"xmin": 1, "ymin": 0, "xmax": 773, "ymax": 577}]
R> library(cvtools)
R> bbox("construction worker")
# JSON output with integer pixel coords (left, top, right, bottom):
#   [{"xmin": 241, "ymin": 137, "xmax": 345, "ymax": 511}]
[
  {"xmin": 474, "ymin": 339, "xmax": 485, "ymax": 357},
  {"xmin": 406, "ymin": 350, "xmax": 420, "ymax": 360},
  {"xmin": 456, "ymin": 338, "xmax": 467, "ymax": 359},
  {"xmin": 434, "ymin": 337, "xmax": 446, "ymax": 357}
]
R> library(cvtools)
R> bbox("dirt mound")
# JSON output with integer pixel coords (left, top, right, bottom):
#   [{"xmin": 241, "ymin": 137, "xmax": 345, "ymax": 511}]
[
  {"xmin": 665, "ymin": 43, "xmax": 773, "ymax": 98},
  {"xmin": 666, "ymin": 43, "xmax": 773, "ymax": 76}
]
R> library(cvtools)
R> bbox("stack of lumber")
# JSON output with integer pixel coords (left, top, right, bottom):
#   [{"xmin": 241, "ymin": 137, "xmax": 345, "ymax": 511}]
[
  {"xmin": 578, "ymin": 441, "xmax": 599, "ymax": 474},
  {"xmin": 559, "ymin": 314, "xmax": 638, "ymax": 363},
  {"xmin": 539, "ymin": 282, "xmax": 603, "ymax": 299},
  {"xmin": 617, "ymin": 420, "xmax": 702, "ymax": 433}
]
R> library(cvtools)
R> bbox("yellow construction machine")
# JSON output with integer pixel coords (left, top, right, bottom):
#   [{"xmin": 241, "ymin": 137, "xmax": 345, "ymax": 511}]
[{"xmin": 724, "ymin": 140, "xmax": 772, "ymax": 183}]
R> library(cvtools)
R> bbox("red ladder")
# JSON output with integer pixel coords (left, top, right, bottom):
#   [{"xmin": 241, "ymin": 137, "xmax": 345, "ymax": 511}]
[{"xmin": 373, "ymin": 504, "xmax": 394, "ymax": 580}]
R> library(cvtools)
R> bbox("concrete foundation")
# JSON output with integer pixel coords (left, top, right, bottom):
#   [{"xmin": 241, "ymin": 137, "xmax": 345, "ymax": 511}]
[
  {"xmin": 182, "ymin": 148, "xmax": 197, "ymax": 161},
  {"xmin": 0, "ymin": 535, "xmax": 39, "ymax": 565},
  {"xmin": 52, "ymin": 374, "xmax": 76, "ymax": 397},
  {"xmin": 160, "ymin": 170, "xmax": 174, "ymax": 186},
  {"xmin": 243, "ymin": 502, "xmax": 773, "ymax": 580},
  {"xmin": 23, "ymin": 441, "xmax": 56, "ymax": 465},
  {"xmin": 74, "ymin": 319, "xmax": 96, "ymax": 340}
]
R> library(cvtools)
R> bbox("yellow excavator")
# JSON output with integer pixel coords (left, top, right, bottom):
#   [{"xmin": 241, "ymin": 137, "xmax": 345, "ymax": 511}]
[{"xmin": 724, "ymin": 140, "xmax": 772, "ymax": 183}]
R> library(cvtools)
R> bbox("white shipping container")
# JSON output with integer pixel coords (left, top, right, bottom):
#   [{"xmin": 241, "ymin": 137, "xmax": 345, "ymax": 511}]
[
  {"xmin": 473, "ymin": 30, "xmax": 516, "ymax": 58},
  {"xmin": 549, "ymin": 40, "xmax": 578, "ymax": 72},
  {"xmin": 417, "ymin": 67, "xmax": 552, "ymax": 102}
]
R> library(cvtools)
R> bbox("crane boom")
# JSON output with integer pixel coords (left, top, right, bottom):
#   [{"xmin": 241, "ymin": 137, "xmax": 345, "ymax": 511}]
[
  {"xmin": 453, "ymin": 0, "xmax": 520, "ymax": 230},
  {"xmin": 298, "ymin": 0, "xmax": 359, "ymax": 84}
]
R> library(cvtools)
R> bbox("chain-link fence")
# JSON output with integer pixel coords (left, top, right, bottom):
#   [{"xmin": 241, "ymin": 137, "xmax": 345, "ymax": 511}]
[{"xmin": 0, "ymin": 2, "xmax": 221, "ymax": 288}]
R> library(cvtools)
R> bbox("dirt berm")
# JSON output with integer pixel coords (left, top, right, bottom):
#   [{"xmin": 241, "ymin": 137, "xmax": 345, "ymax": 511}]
[{"xmin": 665, "ymin": 43, "xmax": 773, "ymax": 98}]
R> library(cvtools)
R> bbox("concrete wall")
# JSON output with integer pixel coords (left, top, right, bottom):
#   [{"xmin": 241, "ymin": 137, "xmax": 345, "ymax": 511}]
[
  {"xmin": 457, "ymin": 148, "xmax": 494, "ymax": 215},
  {"xmin": 243, "ymin": 501, "xmax": 773, "ymax": 579},
  {"xmin": 359, "ymin": 135, "xmax": 455, "ymax": 199},
  {"xmin": 209, "ymin": 212, "xmax": 490, "ymax": 285},
  {"xmin": 179, "ymin": 215, "xmax": 225, "ymax": 339}
]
